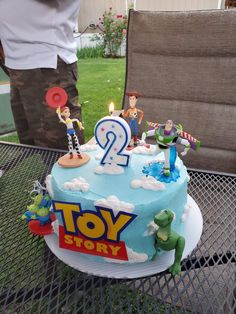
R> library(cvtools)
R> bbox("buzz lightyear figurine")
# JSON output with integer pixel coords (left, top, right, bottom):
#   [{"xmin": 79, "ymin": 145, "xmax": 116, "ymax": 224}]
[
  {"xmin": 141, "ymin": 120, "xmax": 200, "ymax": 176},
  {"xmin": 56, "ymin": 106, "xmax": 84, "ymax": 159}
]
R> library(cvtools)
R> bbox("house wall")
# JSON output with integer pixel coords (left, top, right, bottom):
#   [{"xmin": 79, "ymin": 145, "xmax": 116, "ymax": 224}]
[
  {"xmin": 136, "ymin": 0, "xmax": 220, "ymax": 11},
  {"xmin": 78, "ymin": 0, "xmax": 222, "ymax": 32}
]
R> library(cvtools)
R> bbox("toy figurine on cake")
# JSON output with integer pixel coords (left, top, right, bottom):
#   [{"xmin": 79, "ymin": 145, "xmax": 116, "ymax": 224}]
[
  {"xmin": 141, "ymin": 120, "xmax": 200, "ymax": 182},
  {"xmin": 21, "ymin": 181, "xmax": 55, "ymax": 236},
  {"xmin": 18, "ymin": 92, "xmax": 203, "ymax": 279},
  {"xmin": 56, "ymin": 106, "xmax": 84, "ymax": 159},
  {"xmin": 153, "ymin": 209, "xmax": 185, "ymax": 275},
  {"xmin": 121, "ymin": 91, "xmax": 144, "ymax": 147},
  {"xmin": 45, "ymin": 87, "xmax": 90, "ymax": 168}
]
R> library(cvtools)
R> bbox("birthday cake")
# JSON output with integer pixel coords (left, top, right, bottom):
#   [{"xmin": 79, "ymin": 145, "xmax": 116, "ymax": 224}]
[
  {"xmin": 47, "ymin": 143, "xmax": 189, "ymax": 268},
  {"xmin": 23, "ymin": 88, "xmax": 202, "ymax": 277}
]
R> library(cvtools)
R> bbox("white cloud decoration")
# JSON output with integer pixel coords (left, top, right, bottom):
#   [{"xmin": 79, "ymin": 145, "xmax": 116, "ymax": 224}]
[
  {"xmin": 94, "ymin": 163, "xmax": 124, "ymax": 175},
  {"xmin": 181, "ymin": 203, "xmax": 192, "ymax": 222},
  {"xmin": 80, "ymin": 144, "xmax": 97, "ymax": 152},
  {"xmin": 105, "ymin": 246, "xmax": 148, "ymax": 263},
  {"xmin": 45, "ymin": 175, "xmax": 54, "ymax": 198},
  {"xmin": 132, "ymin": 145, "xmax": 157, "ymax": 155},
  {"xmin": 63, "ymin": 177, "xmax": 90, "ymax": 192},
  {"xmin": 143, "ymin": 220, "xmax": 158, "ymax": 237},
  {"xmin": 131, "ymin": 176, "xmax": 165, "ymax": 191},
  {"xmin": 94, "ymin": 195, "xmax": 134, "ymax": 215}
]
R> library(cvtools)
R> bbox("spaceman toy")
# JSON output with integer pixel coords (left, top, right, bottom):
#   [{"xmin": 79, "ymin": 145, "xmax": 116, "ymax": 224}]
[{"xmin": 141, "ymin": 119, "xmax": 200, "ymax": 176}]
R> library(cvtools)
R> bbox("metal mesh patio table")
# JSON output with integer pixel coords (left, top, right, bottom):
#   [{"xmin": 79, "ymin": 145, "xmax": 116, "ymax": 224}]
[{"xmin": 0, "ymin": 142, "xmax": 235, "ymax": 314}]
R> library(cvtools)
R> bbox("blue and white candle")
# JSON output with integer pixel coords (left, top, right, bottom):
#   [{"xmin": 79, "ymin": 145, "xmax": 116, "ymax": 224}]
[{"xmin": 94, "ymin": 103, "xmax": 131, "ymax": 167}]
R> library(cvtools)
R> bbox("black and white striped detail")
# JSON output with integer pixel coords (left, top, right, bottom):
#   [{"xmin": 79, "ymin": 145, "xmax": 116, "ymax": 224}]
[{"xmin": 67, "ymin": 133, "xmax": 81, "ymax": 155}]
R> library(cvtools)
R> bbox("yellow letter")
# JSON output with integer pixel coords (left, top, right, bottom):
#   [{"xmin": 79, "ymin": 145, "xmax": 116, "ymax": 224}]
[
  {"xmin": 53, "ymin": 202, "xmax": 81, "ymax": 233},
  {"xmin": 76, "ymin": 213, "xmax": 105, "ymax": 239},
  {"xmin": 74, "ymin": 237, "xmax": 83, "ymax": 247},
  {"xmin": 96, "ymin": 243, "xmax": 108, "ymax": 254},
  {"xmin": 64, "ymin": 235, "xmax": 73, "ymax": 245},
  {"xmin": 108, "ymin": 245, "xmax": 121, "ymax": 256},
  {"xmin": 84, "ymin": 240, "xmax": 95, "ymax": 251},
  {"xmin": 99, "ymin": 209, "xmax": 136, "ymax": 241}
]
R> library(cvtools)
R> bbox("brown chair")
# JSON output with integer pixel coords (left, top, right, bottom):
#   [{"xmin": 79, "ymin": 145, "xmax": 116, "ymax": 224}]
[{"xmin": 123, "ymin": 9, "xmax": 236, "ymax": 173}]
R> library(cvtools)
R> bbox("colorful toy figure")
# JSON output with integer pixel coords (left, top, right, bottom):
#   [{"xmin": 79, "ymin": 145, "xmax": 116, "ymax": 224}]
[
  {"xmin": 122, "ymin": 91, "xmax": 144, "ymax": 146},
  {"xmin": 141, "ymin": 120, "xmax": 200, "ymax": 176},
  {"xmin": 22, "ymin": 193, "xmax": 52, "ymax": 225},
  {"xmin": 154, "ymin": 209, "xmax": 185, "ymax": 276},
  {"xmin": 21, "ymin": 181, "xmax": 54, "ymax": 235},
  {"xmin": 56, "ymin": 106, "xmax": 84, "ymax": 159}
]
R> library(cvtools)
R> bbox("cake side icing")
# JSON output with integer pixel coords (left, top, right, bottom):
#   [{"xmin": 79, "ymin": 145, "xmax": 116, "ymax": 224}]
[{"xmin": 49, "ymin": 146, "xmax": 188, "ymax": 264}]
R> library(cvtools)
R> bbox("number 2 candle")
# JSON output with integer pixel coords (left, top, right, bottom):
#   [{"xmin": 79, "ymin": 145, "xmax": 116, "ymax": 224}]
[{"xmin": 94, "ymin": 104, "xmax": 131, "ymax": 167}]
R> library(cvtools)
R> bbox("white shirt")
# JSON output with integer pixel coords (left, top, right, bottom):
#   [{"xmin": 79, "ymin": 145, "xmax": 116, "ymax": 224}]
[{"xmin": 0, "ymin": 0, "xmax": 80, "ymax": 69}]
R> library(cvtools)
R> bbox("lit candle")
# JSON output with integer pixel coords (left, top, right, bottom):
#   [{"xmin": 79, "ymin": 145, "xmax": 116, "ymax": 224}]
[
  {"xmin": 95, "ymin": 103, "xmax": 131, "ymax": 167},
  {"xmin": 109, "ymin": 102, "xmax": 115, "ymax": 116}
]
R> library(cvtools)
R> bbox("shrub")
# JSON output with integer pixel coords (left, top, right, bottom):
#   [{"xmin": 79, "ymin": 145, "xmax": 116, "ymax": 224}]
[
  {"xmin": 97, "ymin": 7, "xmax": 127, "ymax": 57},
  {"xmin": 77, "ymin": 46, "xmax": 104, "ymax": 59}
]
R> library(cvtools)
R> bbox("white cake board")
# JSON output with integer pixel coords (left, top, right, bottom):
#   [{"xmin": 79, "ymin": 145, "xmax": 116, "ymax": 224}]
[{"xmin": 44, "ymin": 195, "xmax": 203, "ymax": 279}]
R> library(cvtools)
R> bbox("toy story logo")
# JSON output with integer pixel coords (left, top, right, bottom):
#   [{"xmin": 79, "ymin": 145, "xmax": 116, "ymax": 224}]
[{"xmin": 52, "ymin": 201, "xmax": 137, "ymax": 260}]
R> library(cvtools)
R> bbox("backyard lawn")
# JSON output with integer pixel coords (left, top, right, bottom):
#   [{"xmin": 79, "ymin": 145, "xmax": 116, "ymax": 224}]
[
  {"xmin": 1, "ymin": 57, "xmax": 126, "ymax": 144},
  {"xmin": 78, "ymin": 57, "xmax": 125, "ymax": 142}
]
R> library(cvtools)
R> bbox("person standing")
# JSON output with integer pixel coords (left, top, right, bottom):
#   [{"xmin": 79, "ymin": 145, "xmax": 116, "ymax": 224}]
[{"xmin": 0, "ymin": 0, "xmax": 83, "ymax": 149}]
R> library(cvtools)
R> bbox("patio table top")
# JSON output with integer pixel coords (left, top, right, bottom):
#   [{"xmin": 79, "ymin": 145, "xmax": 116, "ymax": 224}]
[{"xmin": 0, "ymin": 141, "xmax": 235, "ymax": 314}]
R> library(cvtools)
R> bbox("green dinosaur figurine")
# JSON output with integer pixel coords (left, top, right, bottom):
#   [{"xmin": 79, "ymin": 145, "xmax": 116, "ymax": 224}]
[{"xmin": 154, "ymin": 209, "xmax": 185, "ymax": 276}]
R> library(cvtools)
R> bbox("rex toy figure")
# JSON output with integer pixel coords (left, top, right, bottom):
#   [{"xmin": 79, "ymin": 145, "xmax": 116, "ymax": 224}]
[{"xmin": 154, "ymin": 209, "xmax": 185, "ymax": 276}]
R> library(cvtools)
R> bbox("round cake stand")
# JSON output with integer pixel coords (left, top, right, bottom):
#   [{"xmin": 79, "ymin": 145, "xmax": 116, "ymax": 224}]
[{"xmin": 44, "ymin": 195, "xmax": 203, "ymax": 279}]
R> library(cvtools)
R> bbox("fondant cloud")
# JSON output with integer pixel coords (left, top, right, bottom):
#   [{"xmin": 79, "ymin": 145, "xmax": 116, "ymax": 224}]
[
  {"xmin": 181, "ymin": 203, "xmax": 192, "ymax": 222},
  {"xmin": 94, "ymin": 164, "xmax": 124, "ymax": 175},
  {"xmin": 95, "ymin": 153, "xmax": 103, "ymax": 160},
  {"xmin": 131, "ymin": 176, "xmax": 165, "ymax": 191},
  {"xmin": 94, "ymin": 195, "xmax": 134, "ymax": 214},
  {"xmin": 80, "ymin": 144, "xmax": 97, "ymax": 152},
  {"xmin": 105, "ymin": 246, "xmax": 148, "ymax": 263},
  {"xmin": 143, "ymin": 220, "xmax": 158, "ymax": 237},
  {"xmin": 45, "ymin": 175, "xmax": 54, "ymax": 198},
  {"xmin": 132, "ymin": 145, "xmax": 156, "ymax": 155},
  {"xmin": 52, "ymin": 220, "xmax": 59, "ymax": 235},
  {"xmin": 63, "ymin": 177, "xmax": 90, "ymax": 192}
]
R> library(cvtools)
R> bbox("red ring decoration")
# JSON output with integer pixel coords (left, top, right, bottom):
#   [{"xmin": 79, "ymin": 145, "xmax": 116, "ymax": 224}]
[{"xmin": 45, "ymin": 87, "xmax": 68, "ymax": 108}]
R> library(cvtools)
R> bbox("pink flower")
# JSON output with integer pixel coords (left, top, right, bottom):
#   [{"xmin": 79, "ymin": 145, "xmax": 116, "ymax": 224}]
[
  {"xmin": 117, "ymin": 14, "xmax": 123, "ymax": 19},
  {"xmin": 122, "ymin": 29, "xmax": 127, "ymax": 35}
]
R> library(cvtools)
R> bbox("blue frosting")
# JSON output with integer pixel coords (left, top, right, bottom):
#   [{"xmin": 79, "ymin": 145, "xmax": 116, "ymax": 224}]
[
  {"xmin": 142, "ymin": 161, "xmax": 180, "ymax": 183},
  {"xmin": 51, "ymin": 147, "xmax": 188, "ymax": 264}
]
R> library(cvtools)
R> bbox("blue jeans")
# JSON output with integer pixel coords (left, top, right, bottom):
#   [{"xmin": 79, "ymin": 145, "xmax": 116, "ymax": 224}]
[{"xmin": 129, "ymin": 119, "xmax": 138, "ymax": 136}]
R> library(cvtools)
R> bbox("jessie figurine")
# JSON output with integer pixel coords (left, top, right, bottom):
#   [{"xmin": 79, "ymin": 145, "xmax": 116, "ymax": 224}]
[
  {"xmin": 56, "ymin": 106, "xmax": 84, "ymax": 159},
  {"xmin": 122, "ymin": 91, "xmax": 144, "ymax": 146}
]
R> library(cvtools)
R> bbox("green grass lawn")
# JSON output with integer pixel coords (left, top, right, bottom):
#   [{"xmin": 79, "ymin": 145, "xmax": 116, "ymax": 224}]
[
  {"xmin": 0, "ymin": 57, "xmax": 126, "ymax": 144},
  {"xmin": 78, "ymin": 57, "xmax": 125, "ymax": 142}
]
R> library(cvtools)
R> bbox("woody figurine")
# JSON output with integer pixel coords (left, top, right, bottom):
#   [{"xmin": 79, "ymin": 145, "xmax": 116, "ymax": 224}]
[{"xmin": 122, "ymin": 91, "xmax": 144, "ymax": 146}]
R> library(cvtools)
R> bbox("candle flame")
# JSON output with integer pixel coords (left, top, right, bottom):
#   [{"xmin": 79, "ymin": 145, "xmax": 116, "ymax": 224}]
[{"xmin": 109, "ymin": 102, "xmax": 115, "ymax": 114}]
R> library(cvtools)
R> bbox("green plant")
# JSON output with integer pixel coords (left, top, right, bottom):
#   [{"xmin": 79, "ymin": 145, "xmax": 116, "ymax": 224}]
[
  {"xmin": 77, "ymin": 46, "xmax": 103, "ymax": 59},
  {"xmin": 97, "ymin": 7, "xmax": 127, "ymax": 57}
]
